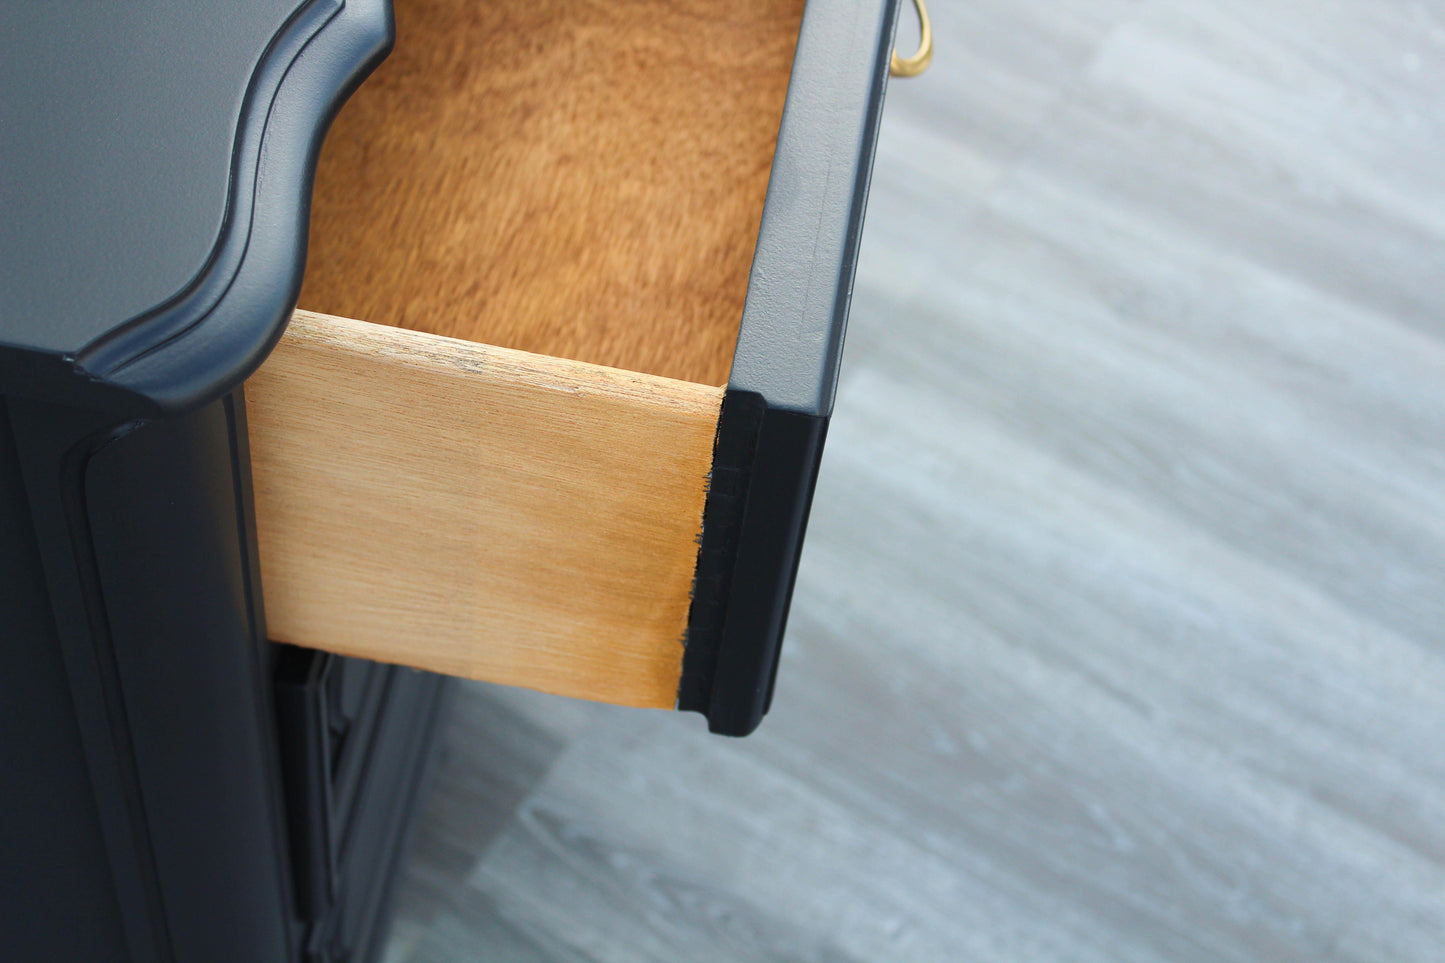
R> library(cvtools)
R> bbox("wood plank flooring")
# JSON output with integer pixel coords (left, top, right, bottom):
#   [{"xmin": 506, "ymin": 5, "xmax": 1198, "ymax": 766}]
[{"xmin": 384, "ymin": 1, "xmax": 1445, "ymax": 959}]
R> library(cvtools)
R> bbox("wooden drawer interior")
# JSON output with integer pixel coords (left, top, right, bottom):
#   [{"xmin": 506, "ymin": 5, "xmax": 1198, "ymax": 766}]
[
  {"xmin": 301, "ymin": 0, "xmax": 804, "ymax": 386},
  {"xmin": 247, "ymin": 0, "xmax": 807, "ymax": 710}
]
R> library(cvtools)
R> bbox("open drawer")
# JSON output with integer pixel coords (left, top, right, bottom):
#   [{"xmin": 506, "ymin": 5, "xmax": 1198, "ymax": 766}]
[{"xmin": 246, "ymin": 0, "xmax": 899, "ymax": 735}]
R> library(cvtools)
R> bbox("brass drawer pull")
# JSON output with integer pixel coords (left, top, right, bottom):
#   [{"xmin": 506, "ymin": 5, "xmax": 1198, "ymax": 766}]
[{"xmin": 890, "ymin": 0, "xmax": 933, "ymax": 77}]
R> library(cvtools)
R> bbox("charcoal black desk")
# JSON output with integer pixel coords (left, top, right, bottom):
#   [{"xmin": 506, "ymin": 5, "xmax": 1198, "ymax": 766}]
[{"xmin": 0, "ymin": 0, "xmax": 896, "ymax": 959}]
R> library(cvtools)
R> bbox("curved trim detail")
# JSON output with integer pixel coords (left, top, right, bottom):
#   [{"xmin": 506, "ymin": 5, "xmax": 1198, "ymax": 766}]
[{"xmin": 74, "ymin": 0, "xmax": 393, "ymax": 415}]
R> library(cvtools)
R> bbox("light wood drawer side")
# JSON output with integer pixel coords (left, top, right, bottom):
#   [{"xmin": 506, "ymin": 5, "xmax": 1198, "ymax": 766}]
[{"xmin": 246, "ymin": 309, "xmax": 722, "ymax": 707}]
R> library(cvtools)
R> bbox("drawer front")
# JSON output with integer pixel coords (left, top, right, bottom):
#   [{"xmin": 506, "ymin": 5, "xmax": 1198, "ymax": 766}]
[{"xmin": 687, "ymin": 0, "xmax": 902, "ymax": 733}]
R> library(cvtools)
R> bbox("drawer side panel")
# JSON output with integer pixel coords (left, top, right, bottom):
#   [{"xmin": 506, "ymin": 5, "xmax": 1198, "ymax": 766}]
[{"xmin": 247, "ymin": 310, "xmax": 720, "ymax": 708}]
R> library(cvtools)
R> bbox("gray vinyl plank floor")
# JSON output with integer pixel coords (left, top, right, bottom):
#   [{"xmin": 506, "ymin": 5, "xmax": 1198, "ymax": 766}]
[{"xmin": 384, "ymin": 1, "xmax": 1445, "ymax": 959}]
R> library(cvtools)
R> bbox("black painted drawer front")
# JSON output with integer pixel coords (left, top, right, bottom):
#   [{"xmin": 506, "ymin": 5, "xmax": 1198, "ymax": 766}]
[{"xmin": 682, "ymin": 0, "xmax": 902, "ymax": 734}]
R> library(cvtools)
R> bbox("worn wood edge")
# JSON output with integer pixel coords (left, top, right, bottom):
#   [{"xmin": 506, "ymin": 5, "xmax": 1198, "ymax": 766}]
[{"xmin": 246, "ymin": 309, "xmax": 723, "ymax": 708}]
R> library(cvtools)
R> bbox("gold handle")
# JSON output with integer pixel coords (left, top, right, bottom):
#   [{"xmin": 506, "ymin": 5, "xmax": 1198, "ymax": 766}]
[{"xmin": 890, "ymin": 0, "xmax": 933, "ymax": 78}]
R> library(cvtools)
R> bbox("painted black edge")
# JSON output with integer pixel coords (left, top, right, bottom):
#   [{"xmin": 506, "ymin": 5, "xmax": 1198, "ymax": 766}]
[
  {"xmin": 726, "ymin": 0, "xmax": 900, "ymax": 416},
  {"xmin": 679, "ymin": 391, "xmax": 765, "ymax": 716},
  {"xmin": 682, "ymin": 0, "xmax": 899, "ymax": 734},
  {"xmin": 683, "ymin": 397, "xmax": 828, "ymax": 736},
  {"xmin": 0, "ymin": 0, "xmax": 392, "ymax": 418}
]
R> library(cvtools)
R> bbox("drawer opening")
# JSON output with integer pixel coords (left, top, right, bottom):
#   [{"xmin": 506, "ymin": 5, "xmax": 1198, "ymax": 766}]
[{"xmin": 299, "ymin": 0, "xmax": 805, "ymax": 387}]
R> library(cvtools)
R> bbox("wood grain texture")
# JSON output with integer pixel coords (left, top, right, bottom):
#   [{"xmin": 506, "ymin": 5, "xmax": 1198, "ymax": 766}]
[
  {"xmin": 383, "ymin": 0, "xmax": 1445, "ymax": 960},
  {"xmin": 246, "ymin": 309, "xmax": 722, "ymax": 708},
  {"xmin": 299, "ymin": 0, "xmax": 804, "ymax": 385}
]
